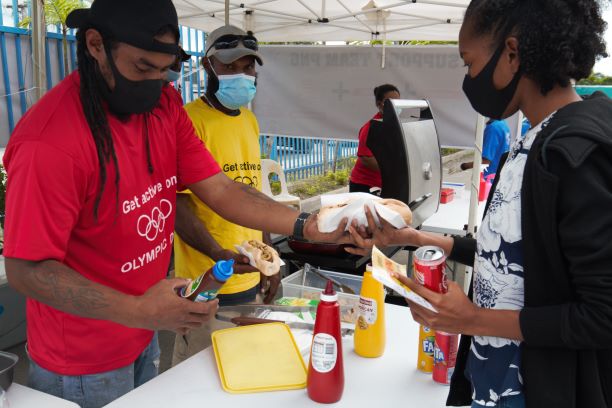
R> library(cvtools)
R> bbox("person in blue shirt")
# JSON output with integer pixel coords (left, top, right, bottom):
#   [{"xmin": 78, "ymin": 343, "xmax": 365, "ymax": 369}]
[
  {"xmin": 460, "ymin": 119, "xmax": 511, "ymax": 177},
  {"xmin": 520, "ymin": 118, "xmax": 530, "ymax": 137}
]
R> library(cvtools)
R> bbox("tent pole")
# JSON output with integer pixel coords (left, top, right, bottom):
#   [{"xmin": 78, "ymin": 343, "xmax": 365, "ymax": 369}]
[
  {"xmin": 225, "ymin": 0, "xmax": 229, "ymax": 25},
  {"xmin": 463, "ymin": 114, "xmax": 485, "ymax": 293},
  {"xmin": 31, "ymin": 0, "xmax": 46, "ymax": 103},
  {"xmin": 467, "ymin": 114, "xmax": 484, "ymax": 236}
]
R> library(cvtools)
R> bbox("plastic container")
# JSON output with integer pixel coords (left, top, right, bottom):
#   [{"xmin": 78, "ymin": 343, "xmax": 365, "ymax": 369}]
[
  {"xmin": 478, "ymin": 172, "xmax": 487, "ymax": 202},
  {"xmin": 307, "ymin": 281, "xmax": 344, "ymax": 403},
  {"xmin": 212, "ymin": 322, "xmax": 307, "ymax": 393},
  {"xmin": 281, "ymin": 268, "xmax": 362, "ymax": 324},
  {"xmin": 354, "ymin": 265, "xmax": 386, "ymax": 358},
  {"xmin": 439, "ymin": 188, "xmax": 455, "ymax": 204},
  {"xmin": 180, "ymin": 259, "xmax": 234, "ymax": 302}
]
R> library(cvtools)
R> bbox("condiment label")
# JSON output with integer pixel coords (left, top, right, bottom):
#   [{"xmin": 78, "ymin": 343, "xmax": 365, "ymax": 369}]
[
  {"xmin": 357, "ymin": 296, "xmax": 377, "ymax": 327},
  {"xmin": 181, "ymin": 274, "xmax": 205, "ymax": 297},
  {"xmin": 310, "ymin": 333, "xmax": 337, "ymax": 373},
  {"xmin": 194, "ymin": 289, "xmax": 219, "ymax": 303}
]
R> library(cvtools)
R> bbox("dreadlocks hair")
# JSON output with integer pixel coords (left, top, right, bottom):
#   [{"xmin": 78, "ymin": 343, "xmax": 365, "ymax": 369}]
[
  {"xmin": 76, "ymin": 25, "xmax": 178, "ymax": 218},
  {"xmin": 76, "ymin": 27, "xmax": 120, "ymax": 219},
  {"xmin": 464, "ymin": 0, "xmax": 608, "ymax": 95}
]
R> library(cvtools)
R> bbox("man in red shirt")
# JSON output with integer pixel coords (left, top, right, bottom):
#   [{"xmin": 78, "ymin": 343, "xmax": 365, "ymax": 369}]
[
  {"xmin": 3, "ymin": 1, "xmax": 345, "ymax": 406},
  {"xmin": 349, "ymin": 84, "xmax": 400, "ymax": 193}
]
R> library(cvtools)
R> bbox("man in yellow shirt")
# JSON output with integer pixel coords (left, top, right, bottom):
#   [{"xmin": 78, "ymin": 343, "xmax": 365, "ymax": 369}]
[{"xmin": 172, "ymin": 25, "xmax": 277, "ymax": 364}]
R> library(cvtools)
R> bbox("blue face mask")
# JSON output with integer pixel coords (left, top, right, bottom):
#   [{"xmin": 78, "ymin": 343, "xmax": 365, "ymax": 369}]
[
  {"xmin": 166, "ymin": 69, "xmax": 181, "ymax": 83},
  {"xmin": 215, "ymin": 73, "xmax": 257, "ymax": 110}
]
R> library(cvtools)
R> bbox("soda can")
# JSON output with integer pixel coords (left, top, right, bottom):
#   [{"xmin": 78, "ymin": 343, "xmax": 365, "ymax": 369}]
[
  {"xmin": 433, "ymin": 332, "xmax": 459, "ymax": 385},
  {"xmin": 414, "ymin": 246, "xmax": 447, "ymax": 293},
  {"xmin": 417, "ymin": 325, "xmax": 436, "ymax": 373}
]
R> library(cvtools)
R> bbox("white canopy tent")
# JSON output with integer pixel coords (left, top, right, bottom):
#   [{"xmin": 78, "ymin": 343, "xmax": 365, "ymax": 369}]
[
  {"xmin": 174, "ymin": 0, "xmax": 484, "ymax": 249},
  {"xmin": 173, "ymin": 0, "xmax": 469, "ymax": 42},
  {"xmin": 24, "ymin": 0, "xmax": 484, "ymax": 276}
]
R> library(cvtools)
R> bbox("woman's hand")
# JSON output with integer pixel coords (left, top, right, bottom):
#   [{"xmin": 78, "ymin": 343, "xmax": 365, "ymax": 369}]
[
  {"xmin": 345, "ymin": 206, "xmax": 421, "ymax": 256},
  {"xmin": 393, "ymin": 272, "xmax": 480, "ymax": 335}
]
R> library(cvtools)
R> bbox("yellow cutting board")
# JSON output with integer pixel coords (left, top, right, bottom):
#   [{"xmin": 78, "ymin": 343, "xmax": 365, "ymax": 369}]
[{"xmin": 212, "ymin": 322, "xmax": 308, "ymax": 393}]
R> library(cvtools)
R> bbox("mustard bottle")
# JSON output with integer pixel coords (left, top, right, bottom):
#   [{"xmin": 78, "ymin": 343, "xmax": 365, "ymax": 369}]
[{"xmin": 354, "ymin": 264, "xmax": 386, "ymax": 357}]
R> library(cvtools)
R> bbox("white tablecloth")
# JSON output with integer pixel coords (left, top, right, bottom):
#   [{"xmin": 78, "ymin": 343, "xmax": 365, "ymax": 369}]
[
  {"xmin": 5, "ymin": 383, "xmax": 80, "ymax": 407},
  {"xmin": 421, "ymin": 187, "xmax": 486, "ymax": 236},
  {"xmin": 106, "ymin": 304, "xmax": 463, "ymax": 408}
]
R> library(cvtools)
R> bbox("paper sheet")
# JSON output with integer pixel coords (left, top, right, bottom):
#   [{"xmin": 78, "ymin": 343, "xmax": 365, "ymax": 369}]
[
  {"xmin": 318, "ymin": 192, "xmax": 408, "ymax": 233},
  {"xmin": 371, "ymin": 246, "xmax": 437, "ymax": 313},
  {"xmin": 234, "ymin": 244, "xmax": 286, "ymax": 269}
]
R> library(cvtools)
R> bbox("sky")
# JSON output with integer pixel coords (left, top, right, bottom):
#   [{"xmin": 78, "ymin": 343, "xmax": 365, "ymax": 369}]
[{"xmin": 594, "ymin": 8, "xmax": 612, "ymax": 75}]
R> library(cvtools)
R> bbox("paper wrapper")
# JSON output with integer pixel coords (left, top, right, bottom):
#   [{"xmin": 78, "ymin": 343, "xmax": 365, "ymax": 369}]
[
  {"xmin": 234, "ymin": 244, "xmax": 285, "ymax": 273},
  {"xmin": 371, "ymin": 246, "xmax": 437, "ymax": 313},
  {"xmin": 318, "ymin": 192, "xmax": 409, "ymax": 233}
]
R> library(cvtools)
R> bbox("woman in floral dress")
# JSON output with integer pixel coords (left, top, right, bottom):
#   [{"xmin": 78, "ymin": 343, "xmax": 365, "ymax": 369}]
[{"xmin": 347, "ymin": 0, "xmax": 612, "ymax": 407}]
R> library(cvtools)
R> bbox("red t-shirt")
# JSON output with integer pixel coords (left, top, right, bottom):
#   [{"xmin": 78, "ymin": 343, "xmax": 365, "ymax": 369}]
[
  {"xmin": 3, "ymin": 72, "xmax": 221, "ymax": 375},
  {"xmin": 350, "ymin": 112, "xmax": 382, "ymax": 188}
]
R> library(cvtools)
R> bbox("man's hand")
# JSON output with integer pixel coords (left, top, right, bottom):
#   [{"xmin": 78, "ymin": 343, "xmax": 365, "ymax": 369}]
[
  {"xmin": 210, "ymin": 248, "xmax": 259, "ymax": 274},
  {"xmin": 260, "ymin": 273, "xmax": 281, "ymax": 304},
  {"xmin": 133, "ymin": 278, "xmax": 219, "ymax": 335},
  {"xmin": 303, "ymin": 213, "xmax": 349, "ymax": 243}
]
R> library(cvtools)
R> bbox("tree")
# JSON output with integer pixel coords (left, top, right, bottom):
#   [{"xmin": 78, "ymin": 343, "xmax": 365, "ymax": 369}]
[
  {"xmin": 578, "ymin": 72, "xmax": 612, "ymax": 86},
  {"xmin": 19, "ymin": 0, "xmax": 89, "ymax": 76}
]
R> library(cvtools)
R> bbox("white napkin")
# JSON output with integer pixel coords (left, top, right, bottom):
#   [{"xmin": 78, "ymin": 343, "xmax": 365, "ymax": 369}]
[
  {"xmin": 318, "ymin": 192, "xmax": 408, "ymax": 233},
  {"xmin": 234, "ymin": 244, "xmax": 286, "ymax": 269}
]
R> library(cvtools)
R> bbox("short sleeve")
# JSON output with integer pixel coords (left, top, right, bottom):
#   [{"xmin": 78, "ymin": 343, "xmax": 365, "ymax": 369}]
[
  {"xmin": 175, "ymin": 99, "xmax": 221, "ymax": 187},
  {"xmin": 482, "ymin": 124, "xmax": 500, "ymax": 161},
  {"xmin": 357, "ymin": 121, "xmax": 374, "ymax": 157},
  {"xmin": 3, "ymin": 142, "xmax": 85, "ymax": 261}
]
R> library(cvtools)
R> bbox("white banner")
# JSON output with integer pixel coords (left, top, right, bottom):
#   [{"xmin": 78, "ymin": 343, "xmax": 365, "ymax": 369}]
[{"xmin": 254, "ymin": 45, "xmax": 479, "ymax": 148}]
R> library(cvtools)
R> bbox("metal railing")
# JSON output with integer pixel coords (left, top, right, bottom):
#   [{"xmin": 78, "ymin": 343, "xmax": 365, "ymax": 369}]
[
  {"xmin": 0, "ymin": 5, "xmax": 357, "ymax": 182},
  {"xmin": 0, "ymin": 22, "xmax": 207, "ymax": 137},
  {"xmin": 259, "ymin": 135, "xmax": 358, "ymax": 182}
]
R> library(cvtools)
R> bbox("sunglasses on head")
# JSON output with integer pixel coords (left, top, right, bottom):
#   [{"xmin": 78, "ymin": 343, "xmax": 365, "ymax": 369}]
[{"xmin": 212, "ymin": 34, "xmax": 259, "ymax": 52}]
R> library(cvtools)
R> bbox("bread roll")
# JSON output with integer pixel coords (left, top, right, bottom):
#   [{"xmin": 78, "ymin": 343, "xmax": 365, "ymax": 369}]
[
  {"xmin": 378, "ymin": 198, "xmax": 413, "ymax": 225},
  {"xmin": 241, "ymin": 240, "xmax": 281, "ymax": 276}
]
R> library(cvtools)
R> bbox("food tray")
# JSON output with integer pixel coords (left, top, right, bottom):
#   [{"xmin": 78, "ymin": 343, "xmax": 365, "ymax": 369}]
[
  {"xmin": 212, "ymin": 323, "xmax": 307, "ymax": 394},
  {"xmin": 281, "ymin": 267, "xmax": 363, "ymax": 323}
]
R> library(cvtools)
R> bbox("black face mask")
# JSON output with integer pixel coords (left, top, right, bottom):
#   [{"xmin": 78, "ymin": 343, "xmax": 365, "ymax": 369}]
[
  {"xmin": 462, "ymin": 43, "xmax": 522, "ymax": 120},
  {"xmin": 98, "ymin": 48, "xmax": 163, "ymax": 115}
]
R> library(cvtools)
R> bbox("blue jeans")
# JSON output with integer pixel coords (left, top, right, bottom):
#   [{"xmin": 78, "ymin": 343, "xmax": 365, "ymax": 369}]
[
  {"xmin": 472, "ymin": 394, "xmax": 526, "ymax": 408},
  {"xmin": 28, "ymin": 333, "xmax": 160, "ymax": 408}
]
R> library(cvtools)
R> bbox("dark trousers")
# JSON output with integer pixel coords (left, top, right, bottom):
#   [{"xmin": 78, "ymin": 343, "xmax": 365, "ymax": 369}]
[{"xmin": 349, "ymin": 181, "xmax": 376, "ymax": 193}]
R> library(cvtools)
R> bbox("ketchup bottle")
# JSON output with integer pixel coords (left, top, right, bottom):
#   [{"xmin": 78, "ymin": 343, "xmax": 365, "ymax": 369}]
[{"xmin": 307, "ymin": 280, "xmax": 344, "ymax": 403}]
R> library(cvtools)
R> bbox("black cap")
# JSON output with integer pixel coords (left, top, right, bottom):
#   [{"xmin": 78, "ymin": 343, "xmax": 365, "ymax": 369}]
[{"xmin": 67, "ymin": 0, "xmax": 179, "ymax": 55}]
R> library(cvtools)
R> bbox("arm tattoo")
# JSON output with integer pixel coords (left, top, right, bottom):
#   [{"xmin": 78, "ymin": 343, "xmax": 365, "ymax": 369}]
[
  {"xmin": 238, "ymin": 183, "xmax": 277, "ymax": 207},
  {"xmin": 31, "ymin": 263, "xmax": 110, "ymax": 313}
]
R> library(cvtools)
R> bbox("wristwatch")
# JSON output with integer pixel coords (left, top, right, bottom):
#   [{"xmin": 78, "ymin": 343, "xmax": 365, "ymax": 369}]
[{"xmin": 292, "ymin": 212, "xmax": 311, "ymax": 241}]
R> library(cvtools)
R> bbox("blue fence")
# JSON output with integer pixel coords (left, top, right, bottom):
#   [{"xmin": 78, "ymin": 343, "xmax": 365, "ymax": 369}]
[
  {"xmin": 259, "ymin": 135, "xmax": 358, "ymax": 182},
  {"xmin": 0, "ymin": 3, "xmax": 358, "ymax": 182}
]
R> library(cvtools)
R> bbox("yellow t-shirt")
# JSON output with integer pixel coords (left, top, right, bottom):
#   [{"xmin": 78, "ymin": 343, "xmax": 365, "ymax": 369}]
[{"xmin": 174, "ymin": 98, "xmax": 262, "ymax": 294}]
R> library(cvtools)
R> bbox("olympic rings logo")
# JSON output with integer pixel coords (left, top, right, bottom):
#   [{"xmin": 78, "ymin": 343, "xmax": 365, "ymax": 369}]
[
  {"xmin": 234, "ymin": 175, "xmax": 258, "ymax": 188},
  {"xmin": 137, "ymin": 199, "xmax": 173, "ymax": 241}
]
